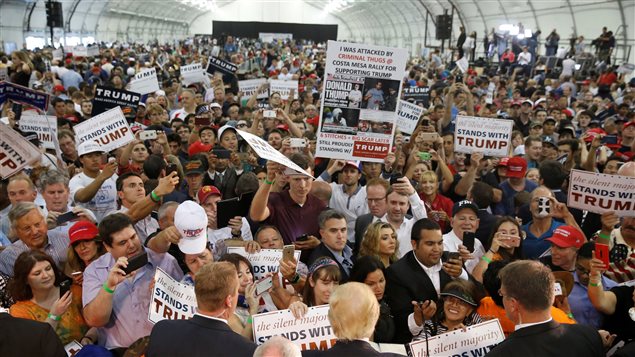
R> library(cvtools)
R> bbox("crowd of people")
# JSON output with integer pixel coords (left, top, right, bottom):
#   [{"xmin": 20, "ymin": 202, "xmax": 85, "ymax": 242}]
[{"xmin": 0, "ymin": 30, "xmax": 634, "ymax": 357}]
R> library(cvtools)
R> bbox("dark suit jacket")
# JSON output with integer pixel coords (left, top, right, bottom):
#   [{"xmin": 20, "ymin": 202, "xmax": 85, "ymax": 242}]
[
  {"xmin": 307, "ymin": 243, "xmax": 352, "ymax": 282},
  {"xmin": 0, "ymin": 313, "xmax": 66, "ymax": 357},
  {"xmin": 302, "ymin": 340, "xmax": 404, "ymax": 357},
  {"xmin": 476, "ymin": 209, "xmax": 499, "ymax": 251},
  {"xmin": 146, "ymin": 314, "xmax": 257, "ymax": 357},
  {"xmin": 353, "ymin": 213, "xmax": 375, "ymax": 256},
  {"xmin": 384, "ymin": 252, "xmax": 453, "ymax": 344},
  {"xmin": 202, "ymin": 168, "xmax": 239, "ymax": 200},
  {"xmin": 487, "ymin": 320, "xmax": 604, "ymax": 357}
]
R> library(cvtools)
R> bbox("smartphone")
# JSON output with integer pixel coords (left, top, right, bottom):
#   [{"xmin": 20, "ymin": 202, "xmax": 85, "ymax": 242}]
[
  {"xmin": 237, "ymin": 152, "xmax": 250, "ymax": 161},
  {"xmin": 419, "ymin": 132, "xmax": 438, "ymax": 141},
  {"xmin": 553, "ymin": 282, "xmax": 563, "ymax": 296},
  {"xmin": 12, "ymin": 103, "xmax": 22, "ymax": 122},
  {"xmin": 296, "ymin": 234, "xmax": 309, "ymax": 242},
  {"xmin": 166, "ymin": 163, "xmax": 177, "ymax": 176},
  {"xmin": 389, "ymin": 173, "xmax": 403, "ymax": 185},
  {"xmin": 500, "ymin": 234, "xmax": 521, "ymax": 248},
  {"xmin": 59, "ymin": 279, "xmax": 72, "ymax": 297},
  {"xmin": 255, "ymin": 276, "xmax": 273, "ymax": 296},
  {"xmin": 56, "ymin": 211, "xmax": 79, "ymax": 225},
  {"xmin": 194, "ymin": 116, "xmax": 211, "ymax": 126},
  {"xmin": 596, "ymin": 243, "xmax": 610, "ymax": 269},
  {"xmin": 212, "ymin": 148, "xmax": 231, "ymax": 159},
  {"xmin": 421, "ymin": 119, "xmax": 430, "ymax": 127},
  {"xmin": 418, "ymin": 152, "xmax": 431, "ymax": 161},
  {"xmin": 263, "ymin": 110, "xmax": 277, "ymax": 118},
  {"xmin": 463, "ymin": 232, "xmax": 476, "ymax": 253},
  {"xmin": 447, "ymin": 252, "xmax": 461, "ymax": 261},
  {"xmin": 282, "ymin": 245, "xmax": 295, "ymax": 262},
  {"xmin": 289, "ymin": 138, "xmax": 307, "ymax": 148},
  {"xmin": 537, "ymin": 197, "xmax": 551, "ymax": 217},
  {"xmin": 601, "ymin": 135, "xmax": 618, "ymax": 145},
  {"xmin": 123, "ymin": 252, "xmax": 149, "ymax": 275},
  {"xmin": 140, "ymin": 130, "xmax": 157, "ymax": 140}
]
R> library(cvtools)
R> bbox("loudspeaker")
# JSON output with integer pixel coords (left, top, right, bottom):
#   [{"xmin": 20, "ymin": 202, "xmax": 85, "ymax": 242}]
[
  {"xmin": 436, "ymin": 14, "xmax": 452, "ymax": 40},
  {"xmin": 46, "ymin": 2, "xmax": 64, "ymax": 28}
]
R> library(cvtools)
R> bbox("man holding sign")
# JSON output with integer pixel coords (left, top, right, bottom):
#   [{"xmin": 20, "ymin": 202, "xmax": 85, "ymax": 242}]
[{"xmin": 146, "ymin": 262, "xmax": 257, "ymax": 357}]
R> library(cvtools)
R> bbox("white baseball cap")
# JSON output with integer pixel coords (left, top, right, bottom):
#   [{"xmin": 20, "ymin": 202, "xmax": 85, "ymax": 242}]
[
  {"xmin": 174, "ymin": 201, "xmax": 208, "ymax": 254},
  {"xmin": 77, "ymin": 141, "xmax": 105, "ymax": 157}
]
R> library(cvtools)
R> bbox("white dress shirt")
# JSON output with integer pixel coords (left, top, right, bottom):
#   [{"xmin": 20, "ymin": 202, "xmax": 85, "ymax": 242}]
[{"xmin": 443, "ymin": 230, "xmax": 485, "ymax": 274}]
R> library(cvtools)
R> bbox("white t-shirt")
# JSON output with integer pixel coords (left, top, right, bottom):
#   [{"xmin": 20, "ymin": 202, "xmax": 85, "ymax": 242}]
[{"xmin": 69, "ymin": 172, "xmax": 118, "ymax": 223}]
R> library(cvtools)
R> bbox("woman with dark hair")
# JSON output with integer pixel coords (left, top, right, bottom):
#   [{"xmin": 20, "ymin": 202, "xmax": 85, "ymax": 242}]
[
  {"xmin": 288, "ymin": 257, "xmax": 342, "ymax": 321},
  {"xmin": 472, "ymin": 216, "xmax": 524, "ymax": 283},
  {"xmin": 358, "ymin": 222, "xmax": 399, "ymax": 267},
  {"xmin": 64, "ymin": 221, "xmax": 106, "ymax": 287},
  {"xmin": 9, "ymin": 251, "xmax": 96, "ymax": 345},
  {"xmin": 411, "ymin": 280, "xmax": 482, "ymax": 341},
  {"xmin": 349, "ymin": 256, "xmax": 395, "ymax": 343}
]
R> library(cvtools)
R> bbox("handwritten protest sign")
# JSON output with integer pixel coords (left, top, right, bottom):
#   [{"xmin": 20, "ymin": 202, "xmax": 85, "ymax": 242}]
[
  {"xmin": 129, "ymin": 68, "xmax": 160, "ymax": 95},
  {"xmin": 269, "ymin": 79, "xmax": 298, "ymax": 100},
  {"xmin": 91, "ymin": 86, "xmax": 141, "ymax": 119},
  {"xmin": 239, "ymin": 78, "xmax": 268, "ymax": 100},
  {"xmin": 253, "ymin": 305, "xmax": 336, "ymax": 351},
  {"xmin": 73, "ymin": 107, "xmax": 134, "ymax": 152},
  {"xmin": 316, "ymin": 41, "xmax": 408, "ymax": 162},
  {"xmin": 227, "ymin": 247, "xmax": 301, "ymax": 280},
  {"xmin": 396, "ymin": 100, "xmax": 424, "ymax": 135},
  {"xmin": 148, "ymin": 268, "xmax": 197, "ymax": 324},
  {"xmin": 180, "ymin": 63, "xmax": 207, "ymax": 86},
  {"xmin": 454, "ymin": 115, "xmax": 513, "ymax": 157},
  {"xmin": 568, "ymin": 169, "xmax": 635, "ymax": 217},
  {"xmin": 408, "ymin": 319, "xmax": 504, "ymax": 357},
  {"xmin": 0, "ymin": 123, "xmax": 41, "ymax": 179},
  {"xmin": 18, "ymin": 112, "xmax": 59, "ymax": 150},
  {"xmin": 237, "ymin": 129, "xmax": 313, "ymax": 177},
  {"xmin": 0, "ymin": 81, "xmax": 49, "ymax": 111}
]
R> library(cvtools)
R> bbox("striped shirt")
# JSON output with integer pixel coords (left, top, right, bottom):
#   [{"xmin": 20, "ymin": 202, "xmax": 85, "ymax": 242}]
[{"xmin": 0, "ymin": 230, "xmax": 70, "ymax": 276}]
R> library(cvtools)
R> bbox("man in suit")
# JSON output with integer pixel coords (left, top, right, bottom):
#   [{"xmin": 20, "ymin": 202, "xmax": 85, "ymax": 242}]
[
  {"xmin": 487, "ymin": 260, "xmax": 604, "ymax": 357},
  {"xmin": 202, "ymin": 146, "xmax": 239, "ymax": 200},
  {"xmin": 385, "ymin": 218, "xmax": 467, "ymax": 343},
  {"xmin": 0, "ymin": 313, "xmax": 66, "ymax": 357},
  {"xmin": 146, "ymin": 262, "xmax": 257, "ymax": 357},
  {"xmin": 303, "ymin": 283, "xmax": 402, "ymax": 357},
  {"xmin": 353, "ymin": 179, "xmax": 390, "ymax": 256},
  {"xmin": 308, "ymin": 210, "xmax": 353, "ymax": 282}
]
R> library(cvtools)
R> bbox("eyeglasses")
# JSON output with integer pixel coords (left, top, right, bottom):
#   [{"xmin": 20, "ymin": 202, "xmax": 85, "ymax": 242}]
[{"xmin": 575, "ymin": 265, "xmax": 591, "ymax": 276}]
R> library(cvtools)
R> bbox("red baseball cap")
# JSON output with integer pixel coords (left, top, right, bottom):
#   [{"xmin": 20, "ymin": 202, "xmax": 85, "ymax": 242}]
[
  {"xmin": 69, "ymin": 221, "xmax": 99, "ymax": 246},
  {"xmin": 624, "ymin": 121, "xmax": 635, "ymax": 130},
  {"xmin": 197, "ymin": 185, "xmax": 221, "ymax": 205},
  {"xmin": 53, "ymin": 85, "xmax": 65, "ymax": 92},
  {"xmin": 506, "ymin": 157, "xmax": 527, "ymax": 178},
  {"xmin": 584, "ymin": 128, "xmax": 607, "ymax": 143},
  {"xmin": 188, "ymin": 141, "xmax": 212, "ymax": 157},
  {"xmin": 498, "ymin": 157, "xmax": 510, "ymax": 167},
  {"xmin": 546, "ymin": 226, "xmax": 585, "ymax": 249}
]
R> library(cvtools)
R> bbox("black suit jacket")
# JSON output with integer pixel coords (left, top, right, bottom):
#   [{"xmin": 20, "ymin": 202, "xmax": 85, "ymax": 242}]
[
  {"xmin": 0, "ymin": 313, "xmax": 66, "ymax": 357},
  {"xmin": 476, "ymin": 209, "xmax": 499, "ymax": 251},
  {"xmin": 307, "ymin": 243, "xmax": 352, "ymax": 282},
  {"xmin": 487, "ymin": 320, "xmax": 603, "ymax": 357},
  {"xmin": 353, "ymin": 213, "xmax": 375, "ymax": 256},
  {"xmin": 384, "ymin": 252, "xmax": 453, "ymax": 344},
  {"xmin": 302, "ymin": 340, "xmax": 404, "ymax": 357},
  {"xmin": 202, "ymin": 168, "xmax": 239, "ymax": 200},
  {"xmin": 146, "ymin": 314, "xmax": 257, "ymax": 357}
]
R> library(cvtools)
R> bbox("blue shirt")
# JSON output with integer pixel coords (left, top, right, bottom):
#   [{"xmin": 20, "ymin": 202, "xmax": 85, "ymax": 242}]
[
  {"xmin": 569, "ymin": 272, "xmax": 618, "ymax": 328},
  {"xmin": 521, "ymin": 220, "xmax": 564, "ymax": 259},
  {"xmin": 495, "ymin": 179, "xmax": 538, "ymax": 216},
  {"xmin": 60, "ymin": 70, "xmax": 83, "ymax": 89},
  {"xmin": 82, "ymin": 248, "xmax": 183, "ymax": 349}
]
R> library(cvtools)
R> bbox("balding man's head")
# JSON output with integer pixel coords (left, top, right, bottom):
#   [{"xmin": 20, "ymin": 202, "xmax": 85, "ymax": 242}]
[{"xmin": 617, "ymin": 162, "xmax": 635, "ymax": 177}]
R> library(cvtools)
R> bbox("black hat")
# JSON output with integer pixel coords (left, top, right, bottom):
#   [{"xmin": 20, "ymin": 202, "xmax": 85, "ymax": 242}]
[
  {"xmin": 452, "ymin": 200, "xmax": 479, "ymax": 216},
  {"xmin": 440, "ymin": 288, "xmax": 478, "ymax": 307}
]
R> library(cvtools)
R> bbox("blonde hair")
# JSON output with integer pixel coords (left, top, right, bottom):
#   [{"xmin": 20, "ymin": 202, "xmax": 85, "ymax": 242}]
[
  {"xmin": 359, "ymin": 221, "xmax": 399, "ymax": 265},
  {"xmin": 328, "ymin": 282, "xmax": 379, "ymax": 340},
  {"xmin": 194, "ymin": 262, "xmax": 238, "ymax": 311},
  {"xmin": 419, "ymin": 170, "xmax": 438, "ymax": 184}
]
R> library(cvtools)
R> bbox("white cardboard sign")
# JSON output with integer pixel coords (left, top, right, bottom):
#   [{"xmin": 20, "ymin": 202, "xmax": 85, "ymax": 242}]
[
  {"xmin": 568, "ymin": 169, "xmax": 635, "ymax": 217},
  {"xmin": 73, "ymin": 107, "xmax": 134, "ymax": 152},
  {"xmin": 18, "ymin": 112, "xmax": 59, "ymax": 150},
  {"xmin": 130, "ymin": 68, "xmax": 160, "ymax": 95},
  {"xmin": 268, "ymin": 79, "xmax": 298, "ymax": 100},
  {"xmin": 236, "ymin": 129, "xmax": 313, "ymax": 177},
  {"xmin": 454, "ymin": 115, "xmax": 513, "ymax": 157},
  {"xmin": 0, "ymin": 123, "xmax": 41, "ymax": 179},
  {"xmin": 408, "ymin": 319, "xmax": 505, "ymax": 357},
  {"xmin": 148, "ymin": 268, "xmax": 197, "ymax": 324},
  {"xmin": 227, "ymin": 247, "xmax": 301, "ymax": 280},
  {"xmin": 396, "ymin": 100, "xmax": 424, "ymax": 135}
]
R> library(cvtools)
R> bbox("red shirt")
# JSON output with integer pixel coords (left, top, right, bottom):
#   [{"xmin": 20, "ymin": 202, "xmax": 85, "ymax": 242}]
[{"xmin": 419, "ymin": 192, "xmax": 454, "ymax": 232}]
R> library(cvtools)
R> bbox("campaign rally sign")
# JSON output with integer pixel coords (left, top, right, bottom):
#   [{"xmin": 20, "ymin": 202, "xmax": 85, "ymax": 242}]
[
  {"xmin": 396, "ymin": 100, "xmax": 424, "ymax": 135},
  {"xmin": 180, "ymin": 63, "xmax": 207, "ymax": 86},
  {"xmin": 316, "ymin": 41, "xmax": 408, "ymax": 162},
  {"xmin": 227, "ymin": 247, "xmax": 301, "ymax": 280},
  {"xmin": 454, "ymin": 115, "xmax": 513, "ymax": 157},
  {"xmin": 206, "ymin": 56, "xmax": 238, "ymax": 76},
  {"xmin": 73, "ymin": 45, "xmax": 88, "ymax": 57},
  {"xmin": 0, "ymin": 67, "xmax": 7, "ymax": 81},
  {"xmin": 52, "ymin": 48, "xmax": 63, "ymax": 61},
  {"xmin": 237, "ymin": 129, "xmax": 313, "ymax": 177},
  {"xmin": 148, "ymin": 268, "xmax": 197, "ymax": 324},
  {"xmin": 0, "ymin": 123, "xmax": 41, "ymax": 179},
  {"xmin": 91, "ymin": 86, "xmax": 141, "ymax": 119},
  {"xmin": 402, "ymin": 86, "xmax": 430, "ymax": 107},
  {"xmin": 269, "ymin": 79, "xmax": 298, "ymax": 100},
  {"xmin": 0, "ymin": 81, "xmax": 49, "ymax": 111},
  {"xmin": 239, "ymin": 78, "xmax": 268, "ymax": 99},
  {"xmin": 408, "ymin": 319, "xmax": 505, "ymax": 357},
  {"xmin": 73, "ymin": 107, "xmax": 134, "ymax": 152},
  {"xmin": 129, "ymin": 68, "xmax": 160, "ymax": 95},
  {"xmin": 568, "ymin": 169, "xmax": 635, "ymax": 217},
  {"xmin": 18, "ymin": 112, "xmax": 58, "ymax": 150},
  {"xmin": 253, "ymin": 305, "xmax": 336, "ymax": 351}
]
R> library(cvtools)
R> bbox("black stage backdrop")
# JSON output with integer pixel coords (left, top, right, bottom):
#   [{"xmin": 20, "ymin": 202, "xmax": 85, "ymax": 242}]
[{"xmin": 212, "ymin": 21, "xmax": 338, "ymax": 42}]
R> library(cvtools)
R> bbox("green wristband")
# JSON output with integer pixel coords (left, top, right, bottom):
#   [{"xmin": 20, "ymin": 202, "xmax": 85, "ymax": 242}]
[
  {"xmin": 247, "ymin": 316, "xmax": 253, "ymax": 324},
  {"xmin": 264, "ymin": 178, "xmax": 275, "ymax": 185},
  {"xmin": 481, "ymin": 256, "xmax": 492, "ymax": 264},
  {"xmin": 150, "ymin": 190, "xmax": 161, "ymax": 202},
  {"xmin": 589, "ymin": 282, "xmax": 602, "ymax": 287},
  {"xmin": 48, "ymin": 313, "xmax": 61, "ymax": 321},
  {"xmin": 598, "ymin": 233, "xmax": 610, "ymax": 240},
  {"xmin": 102, "ymin": 282, "xmax": 115, "ymax": 294}
]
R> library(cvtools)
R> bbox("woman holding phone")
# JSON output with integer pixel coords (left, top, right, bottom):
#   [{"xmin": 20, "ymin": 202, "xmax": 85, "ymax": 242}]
[
  {"xmin": 64, "ymin": 221, "xmax": 106, "ymax": 287},
  {"xmin": 472, "ymin": 217, "xmax": 524, "ymax": 283},
  {"xmin": 9, "ymin": 251, "xmax": 96, "ymax": 345}
]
